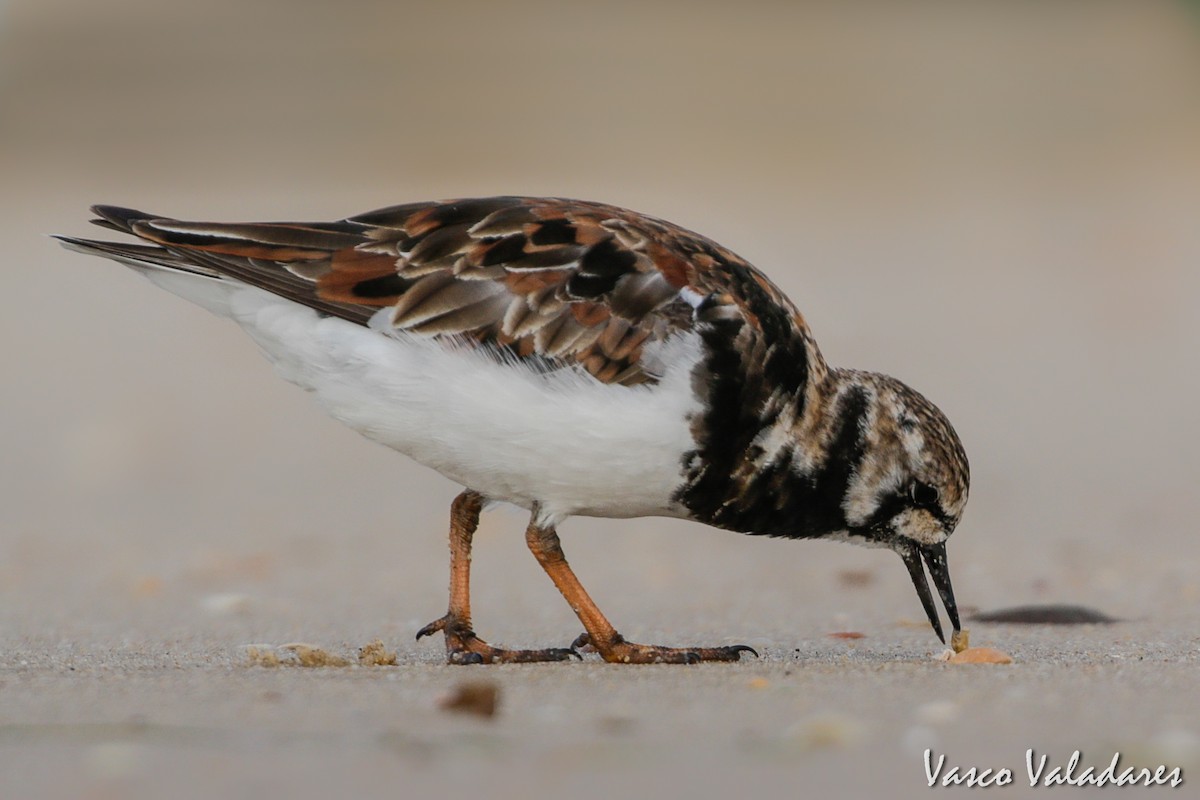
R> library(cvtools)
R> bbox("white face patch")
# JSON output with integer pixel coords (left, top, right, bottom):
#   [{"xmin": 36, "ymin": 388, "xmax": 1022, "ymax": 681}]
[{"xmin": 892, "ymin": 507, "xmax": 947, "ymax": 546}]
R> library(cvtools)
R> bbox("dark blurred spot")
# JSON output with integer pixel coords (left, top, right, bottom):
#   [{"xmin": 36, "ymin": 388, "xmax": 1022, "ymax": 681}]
[
  {"xmin": 438, "ymin": 681, "xmax": 498, "ymax": 718},
  {"xmin": 596, "ymin": 716, "xmax": 636, "ymax": 735},
  {"xmin": 837, "ymin": 569, "xmax": 874, "ymax": 588},
  {"xmin": 971, "ymin": 604, "xmax": 1119, "ymax": 624}
]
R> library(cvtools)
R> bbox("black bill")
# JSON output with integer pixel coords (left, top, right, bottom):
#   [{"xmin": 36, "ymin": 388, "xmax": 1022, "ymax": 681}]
[{"xmin": 897, "ymin": 541, "xmax": 961, "ymax": 644}]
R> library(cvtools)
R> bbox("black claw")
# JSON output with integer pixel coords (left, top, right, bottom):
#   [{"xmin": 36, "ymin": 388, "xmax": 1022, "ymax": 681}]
[
  {"xmin": 683, "ymin": 652, "xmax": 701, "ymax": 664},
  {"xmin": 731, "ymin": 645, "xmax": 759, "ymax": 659},
  {"xmin": 570, "ymin": 633, "xmax": 592, "ymax": 651},
  {"xmin": 416, "ymin": 615, "xmax": 454, "ymax": 640}
]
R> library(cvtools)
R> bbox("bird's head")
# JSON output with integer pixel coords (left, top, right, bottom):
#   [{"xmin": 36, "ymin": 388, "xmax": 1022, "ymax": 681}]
[{"xmin": 833, "ymin": 371, "xmax": 970, "ymax": 643}]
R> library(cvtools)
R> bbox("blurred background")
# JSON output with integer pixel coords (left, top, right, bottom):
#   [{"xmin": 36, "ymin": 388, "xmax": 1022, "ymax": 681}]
[{"xmin": 2, "ymin": 0, "xmax": 1199, "ymax": 797}]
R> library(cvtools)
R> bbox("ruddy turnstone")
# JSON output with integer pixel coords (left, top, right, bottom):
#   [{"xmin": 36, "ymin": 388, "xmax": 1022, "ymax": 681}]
[{"xmin": 57, "ymin": 197, "xmax": 968, "ymax": 665}]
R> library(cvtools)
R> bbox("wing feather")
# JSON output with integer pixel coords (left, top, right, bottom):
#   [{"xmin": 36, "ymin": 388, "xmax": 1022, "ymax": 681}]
[{"xmin": 68, "ymin": 197, "xmax": 824, "ymax": 387}]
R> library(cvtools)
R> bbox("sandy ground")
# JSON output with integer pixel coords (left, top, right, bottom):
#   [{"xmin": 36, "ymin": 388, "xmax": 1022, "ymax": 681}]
[{"xmin": 3, "ymin": 1, "xmax": 1200, "ymax": 798}]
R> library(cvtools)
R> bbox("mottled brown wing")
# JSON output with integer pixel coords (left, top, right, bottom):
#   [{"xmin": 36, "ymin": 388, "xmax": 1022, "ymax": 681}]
[{"xmin": 84, "ymin": 197, "xmax": 817, "ymax": 387}]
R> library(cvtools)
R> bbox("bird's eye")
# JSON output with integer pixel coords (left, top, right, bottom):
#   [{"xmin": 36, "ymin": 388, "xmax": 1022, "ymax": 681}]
[{"xmin": 911, "ymin": 483, "xmax": 939, "ymax": 506}]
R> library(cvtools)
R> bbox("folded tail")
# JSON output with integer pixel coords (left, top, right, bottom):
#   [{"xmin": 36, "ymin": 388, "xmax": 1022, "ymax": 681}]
[{"xmin": 54, "ymin": 205, "xmax": 374, "ymax": 321}]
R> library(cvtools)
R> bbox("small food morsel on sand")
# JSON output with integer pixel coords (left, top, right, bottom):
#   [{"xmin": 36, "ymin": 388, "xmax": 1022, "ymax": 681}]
[
  {"xmin": 948, "ymin": 647, "xmax": 1013, "ymax": 665},
  {"xmin": 358, "ymin": 639, "xmax": 398, "ymax": 666},
  {"xmin": 278, "ymin": 643, "xmax": 351, "ymax": 667}
]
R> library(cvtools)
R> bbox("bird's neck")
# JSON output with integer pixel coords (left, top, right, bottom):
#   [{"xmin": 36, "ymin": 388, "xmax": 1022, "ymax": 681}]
[
  {"xmin": 676, "ymin": 359, "xmax": 883, "ymax": 538},
  {"xmin": 672, "ymin": 297, "xmax": 851, "ymax": 530}
]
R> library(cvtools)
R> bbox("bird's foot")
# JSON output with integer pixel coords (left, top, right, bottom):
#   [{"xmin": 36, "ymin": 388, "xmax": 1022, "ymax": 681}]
[
  {"xmin": 571, "ymin": 632, "xmax": 758, "ymax": 664},
  {"xmin": 417, "ymin": 615, "xmax": 579, "ymax": 665}
]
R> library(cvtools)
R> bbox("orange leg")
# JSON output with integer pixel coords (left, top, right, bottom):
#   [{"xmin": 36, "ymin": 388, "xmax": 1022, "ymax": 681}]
[
  {"xmin": 524, "ymin": 513, "xmax": 756, "ymax": 664},
  {"xmin": 416, "ymin": 491, "xmax": 577, "ymax": 664}
]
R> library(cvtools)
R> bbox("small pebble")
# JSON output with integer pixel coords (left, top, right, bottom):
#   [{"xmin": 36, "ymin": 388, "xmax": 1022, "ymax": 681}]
[
  {"xmin": 133, "ymin": 577, "xmax": 163, "ymax": 598},
  {"xmin": 837, "ymin": 569, "xmax": 874, "ymax": 588},
  {"xmin": 439, "ymin": 681, "xmax": 499, "ymax": 718},
  {"xmin": 783, "ymin": 714, "xmax": 864, "ymax": 750},
  {"xmin": 200, "ymin": 593, "xmax": 251, "ymax": 615},
  {"xmin": 84, "ymin": 742, "xmax": 144, "ymax": 779},
  {"xmin": 902, "ymin": 725, "xmax": 939, "ymax": 756},
  {"xmin": 916, "ymin": 700, "xmax": 960, "ymax": 725}
]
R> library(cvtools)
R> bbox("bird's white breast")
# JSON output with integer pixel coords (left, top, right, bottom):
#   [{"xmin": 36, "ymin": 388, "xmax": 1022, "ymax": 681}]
[{"xmin": 205, "ymin": 284, "xmax": 702, "ymax": 522}]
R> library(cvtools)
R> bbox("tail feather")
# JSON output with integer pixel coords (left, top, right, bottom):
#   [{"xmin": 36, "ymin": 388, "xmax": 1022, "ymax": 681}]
[
  {"xmin": 54, "ymin": 235, "xmax": 239, "ymax": 316},
  {"xmin": 56, "ymin": 206, "xmax": 376, "ymax": 324},
  {"xmin": 52, "ymin": 234, "xmax": 221, "ymax": 279},
  {"xmin": 131, "ymin": 218, "xmax": 365, "ymax": 254}
]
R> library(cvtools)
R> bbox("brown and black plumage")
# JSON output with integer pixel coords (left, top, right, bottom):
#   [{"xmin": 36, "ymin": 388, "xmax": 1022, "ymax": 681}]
[{"xmin": 58, "ymin": 196, "xmax": 969, "ymax": 664}]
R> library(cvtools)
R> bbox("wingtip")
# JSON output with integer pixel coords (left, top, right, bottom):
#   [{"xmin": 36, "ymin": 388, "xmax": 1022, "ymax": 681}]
[
  {"xmin": 89, "ymin": 205, "xmax": 159, "ymax": 233},
  {"xmin": 88, "ymin": 218, "xmax": 128, "ymax": 233}
]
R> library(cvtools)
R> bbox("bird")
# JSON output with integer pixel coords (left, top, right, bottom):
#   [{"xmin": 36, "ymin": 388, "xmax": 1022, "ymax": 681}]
[{"xmin": 56, "ymin": 196, "xmax": 969, "ymax": 665}]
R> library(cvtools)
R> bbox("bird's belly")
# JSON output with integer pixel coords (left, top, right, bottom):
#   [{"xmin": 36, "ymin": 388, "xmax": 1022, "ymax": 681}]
[{"xmin": 226, "ymin": 288, "xmax": 702, "ymax": 520}]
